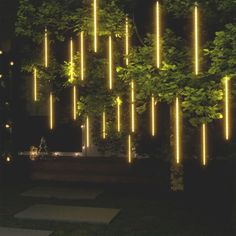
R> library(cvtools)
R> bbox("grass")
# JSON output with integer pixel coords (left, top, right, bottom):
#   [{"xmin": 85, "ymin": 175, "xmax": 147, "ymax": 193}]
[{"xmin": 0, "ymin": 180, "xmax": 234, "ymax": 236}]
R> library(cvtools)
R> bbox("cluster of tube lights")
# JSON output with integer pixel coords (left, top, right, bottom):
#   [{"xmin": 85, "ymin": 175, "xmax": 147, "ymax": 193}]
[
  {"xmin": 117, "ymin": 96, "xmax": 121, "ymax": 132},
  {"xmin": 109, "ymin": 36, "xmax": 113, "ymax": 90},
  {"xmin": 102, "ymin": 111, "xmax": 106, "ymax": 139},
  {"xmin": 225, "ymin": 76, "xmax": 230, "ymax": 140},
  {"xmin": 94, "ymin": 0, "xmax": 97, "ymax": 52},
  {"xmin": 86, "ymin": 116, "xmax": 90, "ymax": 148},
  {"xmin": 33, "ymin": 68, "xmax": 37, "ymax": 102},
  {"xmin": 80, "ymin": 31, "xmax": 84, "ymax": 81},
  {"xmin": 176, "ymin": 97, "xmax": 180, "ymax": 164}
]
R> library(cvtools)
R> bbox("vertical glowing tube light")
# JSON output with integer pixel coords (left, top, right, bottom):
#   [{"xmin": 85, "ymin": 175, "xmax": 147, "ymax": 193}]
[
  {"xmin": 86, "ymin": 116, "xmax": 90, "ymax": 148},
  {"xmin": 156, "ymin": 1, "xmax": 160, "ymax": 68},
  {"xmin": 70, "ymin": 38, "xmax": 77, "ymax": 120},
  {"xmin": 44, "ymin": 28, "xmax": 48, "ymax": 68},
  {"xmin": 102, "ymin": 111, "xmax": 106, "ymax": 139},
  {"xmin": 108, "ymin": 35, "xmax": 113, "ymax": 90},
  {"xmin": 33, "ymin": 68, "xmax": 38, "ymax": 102},
  {"xmin": 225, "ymin": 76, "xmax": 230, "ymax": 140},
  {"xmin": 131, "ymin": 80, "xmax": 135, "ymax": 133},
  {"xmin": 151, "ymin": 95, "xmax": 156, "ymax": 136},
  {"xmin": 125, "ymin": 18, "xmax": 129, "ymax": 66},
  {"xmin": 49, "ymin": 93, "xmax": 53, "ymax": 130},
  {"xmin": 202, "ymin": 123, "xmax": 206, "ymax": 166},
  {"xmin": 194, "ymin": 3, "xmax": 199, "ymax": 75},
  {"xmin": 94, "ymin": 0, "xmax": 97, "ymax": 52},
  {"xmin": 117, "ymin": 96, "xmax": 121, "ymax": 132},
  {"xmin": 73, "ymin": 86, "xmax": 77, "ymax": 120},
  {"xmin": 70, "ymin": 38, "xmax": 74, "ymax": 82},
  {"xmin": 175, "ymin": 97, "xmax": 180, "ymax": 164},
  {"xmin": 128, "ymin": 134, "xmax": 132, "ymax": 163},
  {"xmin": 80, "ymin": 31, "xmax": 84, "ymax": 81}
]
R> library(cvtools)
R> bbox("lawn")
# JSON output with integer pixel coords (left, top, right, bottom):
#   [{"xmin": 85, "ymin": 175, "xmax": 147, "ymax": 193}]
[{"xmin": 0, "ymin": 179, "xmax": 234, "ymax": 236}]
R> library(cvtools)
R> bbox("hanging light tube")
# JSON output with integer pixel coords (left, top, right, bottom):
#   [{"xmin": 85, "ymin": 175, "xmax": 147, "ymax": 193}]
[
  {"xmin": 94, "ymin": 0, "xmax": 97, "ymax": 52},
  {"xmin": 125, "ymin": 18, "xmax": 129, "ymax": 66},
  {"xmin": 33, "ymin": 68, "xmax": 38, "ymax": 102},
  {"xmin": 44, "ymin": 27, "xmax": 48, "ymax": 68},
  {"xmin": 81, "ymin": 31, "xmax": 84, "ymax": 81},
  {"xmin": 156, "ymin": 1, "xmax": 160, "ymax": 68},
  {"xmin": 109, "ymin": 35, "xmax": 113, "ymax": 89}
]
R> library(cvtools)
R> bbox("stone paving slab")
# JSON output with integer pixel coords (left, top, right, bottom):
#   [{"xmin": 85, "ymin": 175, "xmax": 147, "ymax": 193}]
[
  {"xmin": 21, "ymin": 186, "xmax": 103, "ymax": 200},
  {"xmin": 15, "ymin": 204, "xmax": 120, "ymax": 224},
  {"xmin": 0, "ymin": 227, "xmax": 52, "ymax": 236}
]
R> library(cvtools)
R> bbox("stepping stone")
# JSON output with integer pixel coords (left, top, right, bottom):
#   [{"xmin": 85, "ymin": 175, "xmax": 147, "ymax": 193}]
[
  {"xmin": 0, "ymin": 227, "xmax": 52, "ymax": 236},
  {"xmin": 21, "ymin": 186, "xmax": 103, "ymax": 200},
  {"xmin": 15, "ymin": 204, "xmax": 120, "ymax": 224}
]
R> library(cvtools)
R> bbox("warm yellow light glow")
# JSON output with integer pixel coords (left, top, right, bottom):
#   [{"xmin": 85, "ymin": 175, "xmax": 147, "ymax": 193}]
[
  {"xmin": 86, "ymin": 116, "xmax": 90, "ymax": 148},
  {"xmin": 125, "ymin": 18, "xmax": 129, "ymax": 66},
  {"xmin": 109, "ymin": 35, "xmax": 113, "ymax": 89},
  {"xmin": 70, "ymin": 38, "xmax": 74, "ymax": 82},
  {"xmin": 102, "ymin": 111, "xmax": 106, "ymax": 139},
  {"xmin": 128, "ymin": 134, "xmax": 132, "ymax": 163},
  {"xmin": 225, "ymin": 76, "xmax": 230, "ymax": 140},
  {"xmin": 151, "ymin": 95, "xmax": 156, "ymax": 136},
  {"xmin": 33, "ymin": 68, "xmax": 38, "ymax": 102},
  {"xmin": 49, "ymin": 93, "xmax": 53, "ymax": 130},
  {"xmin": 6, "ymin": 156, "xmax": 11, "ymax": 162},
  {"xmin": 175, "ymin": 97, "xmax": 180, "ymax": 164},
  {"xmin": 80, "ymin": 31, "xmax": 84, "ymax": 81},
  {"xmin": 94, "ymin": 0, "xmax": 97, "ymax": 52},
  {"xmin": 156, "ymin": 1, "xmax": 160, "ymax": 68},
  {"xmin": 131, "ymin": 80, "xmax": 135, "ymax": 133},
  {"xmin": 117, "ymin": 96, "xmax": 121, "ymax": 132},
  {"xmin": 194, "ymin": 3, "xmax": 199, "ymax": 75},
  {"xmin": 202, "ymin": 123, "xmax": 207, "ymax": 166},
  {"xmin": 44, "ymin": 27, "xmax": 48, "ymax": 68},
  {"xmin": 73, "ymin": 86, "xmax": 77, "ymax": 120}
]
